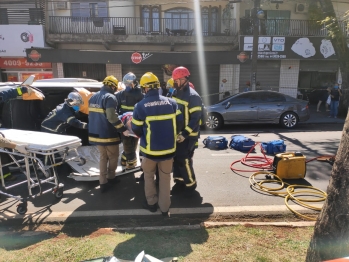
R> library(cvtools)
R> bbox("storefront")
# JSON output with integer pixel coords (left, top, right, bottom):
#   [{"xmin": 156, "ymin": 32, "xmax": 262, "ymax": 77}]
[
  {"xmin": 0, "ymin": 24, "xmax": 51, "ymax": 82},
  {"xmin": 26, "ymin": 48, "xmax": 250, "ymax": 105}
]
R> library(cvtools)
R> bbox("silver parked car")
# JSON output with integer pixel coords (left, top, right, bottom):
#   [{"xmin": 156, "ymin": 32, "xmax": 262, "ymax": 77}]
[{"xmin": 205, "ymin": 91, "xmax": 310, "ymax": 130}]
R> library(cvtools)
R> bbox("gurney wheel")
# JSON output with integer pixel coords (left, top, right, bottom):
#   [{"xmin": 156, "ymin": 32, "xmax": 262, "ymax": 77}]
[
  {"xmin": 17, "ymin": 203, "xmax": 27, "ymax": 215},
  {"xmin": 55, "ymin": 188, "xmax": 64, "ymax": 199}
]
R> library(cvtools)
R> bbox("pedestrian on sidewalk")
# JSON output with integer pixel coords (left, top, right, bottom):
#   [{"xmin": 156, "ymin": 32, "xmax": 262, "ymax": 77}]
[
  {"xmin": 329, "ymin": 84, "xmax": 342, "ymax": 118},
  {"xmin": 317, "ymin": 87, "xmax": 331, "ymax": 112}
]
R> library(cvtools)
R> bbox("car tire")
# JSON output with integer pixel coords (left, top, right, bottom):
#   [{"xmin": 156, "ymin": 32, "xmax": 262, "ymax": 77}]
[
  {"xmin": 280, "ymin": 112, "xmax": 298, "ymax": 128},
  {"xmin": 205, "ymin": 113, "xmax": 223, "ymax": 130}
]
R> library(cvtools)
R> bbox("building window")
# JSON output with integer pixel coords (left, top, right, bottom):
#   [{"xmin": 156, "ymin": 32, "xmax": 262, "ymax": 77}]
[
  {"xmin": 164, "ymin": 8, "xmax": 194, "ymax": 30},
  {"xmin": 0, "ymin": 8, "xmax": 9, "ymax": 24},
  {"xmin": 71, "ymin": 2, "xmax": 107, "ymax": 19},
  {"xmin": 141, "ymin": 6, "xmax": 160, "ymax": 33},
  {"xmin": 202, "ymin": 7, "xmax": 218, "ymax": 36}
]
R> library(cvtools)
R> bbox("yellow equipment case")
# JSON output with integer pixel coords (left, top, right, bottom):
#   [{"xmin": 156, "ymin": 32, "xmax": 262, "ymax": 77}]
[{"xmin": 272, "ymin": 152, "xmax": 306, "ymax": 179}]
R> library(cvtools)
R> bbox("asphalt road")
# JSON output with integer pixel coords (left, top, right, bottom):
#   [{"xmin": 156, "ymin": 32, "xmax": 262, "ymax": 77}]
[{"xmin": 0, "ymin": 122, "xmax": 344, "ymax": 222}]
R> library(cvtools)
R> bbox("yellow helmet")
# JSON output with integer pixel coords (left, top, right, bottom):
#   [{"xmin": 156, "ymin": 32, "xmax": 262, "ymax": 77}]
[
  {"xmin": 103, "ymin": 75, "xmax": 119, "ymax": 88},
  {"xmin": 167, "ymin": 78, "xmax": 174, "ymax": 88},
  {"xmin": 140, "ymin": 72, "xmax": 160, "ymax": 89}
]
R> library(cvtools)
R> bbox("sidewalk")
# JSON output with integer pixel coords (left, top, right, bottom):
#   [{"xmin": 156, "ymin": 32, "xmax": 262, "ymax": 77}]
[{"xmin": 305, "ymin": 104, "xmax": 345, "ymax": 124}]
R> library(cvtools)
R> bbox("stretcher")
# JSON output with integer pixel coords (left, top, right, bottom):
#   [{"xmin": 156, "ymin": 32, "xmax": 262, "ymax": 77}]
[
  {"xmin": 67, "ymin": 143, "xmax": 141, "ymax": 181},
  {"xmin": 0, "ymin": 128, "xmax": 84, "ymax": 215}
]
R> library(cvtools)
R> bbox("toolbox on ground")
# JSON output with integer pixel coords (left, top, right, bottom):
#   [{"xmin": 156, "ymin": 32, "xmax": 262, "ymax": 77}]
[{"xmin": 272, "ymin": 152, "xmax": 306, "ymax": 179}]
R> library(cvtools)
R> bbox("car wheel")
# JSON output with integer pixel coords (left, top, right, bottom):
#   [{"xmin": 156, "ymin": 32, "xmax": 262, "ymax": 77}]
[
  {"xmin": 280, "ymin": 112, "xmax": 298, "ymax": 128},
  {"xmin": 206, "ymin": 113, "xmax": 223, "ymax": 130}
]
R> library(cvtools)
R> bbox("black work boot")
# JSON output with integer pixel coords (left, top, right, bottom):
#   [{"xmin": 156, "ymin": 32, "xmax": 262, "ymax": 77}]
[
  {"xmin": 171, "ymin": 182, "xmax": 185, "ymax": 195},
  {"xmin": 107, "ymin": 177, "xmax": 120, "ymax": 185},
  {"xmin": 100, "ymin": 183, "xmax": 110, "ymax": 193},
  {"xmin": 184, "ymin": 183, "xmax": 197, "ymax": 198},
  {"xmin": 135, "ymin": 172, "xmax": 144, "ymax": 182},
  {"xmin": 142, "ymin": 200, "xmax": 158, "ymax": 212}
]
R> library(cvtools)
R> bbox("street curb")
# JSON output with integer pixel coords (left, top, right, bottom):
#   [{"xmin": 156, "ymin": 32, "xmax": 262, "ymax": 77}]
[
  {"xmin": 201, "ymin": 221, "xmax": 315, "ymax": 228},
  {"xmin": 0, "ymin": 204, "xmax": 322, "ymax": 222}
]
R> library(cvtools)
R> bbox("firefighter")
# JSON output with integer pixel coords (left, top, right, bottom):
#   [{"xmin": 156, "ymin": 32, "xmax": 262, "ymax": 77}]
[
  {"xmin": 41, "ymin": 92, "xmax": 88, "ymax": 134},
  {"xmin": 0, "ymin": 85, "xmax": 33, "ymax": 103},
  {"xmin": 166, "ymin": 78, "xmax": 175, "ymax": 97},
  {"xmin": 88, "ymin": 75, "xmax": 129, "ymax": 193},
  {"xmin": 171, "ymin": 66, "xmax": 203, "ymax": 197},
  {"xmin": 115, "ymin": 72, "xmax": 144, "ymax": 169},
  {"xmin": 131, "ymin": 72, "xmax": 183, "ymax": 216}
]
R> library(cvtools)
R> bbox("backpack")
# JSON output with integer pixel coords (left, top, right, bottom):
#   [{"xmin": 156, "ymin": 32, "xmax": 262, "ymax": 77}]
[
  {"xmin": 261, "ymin": 140, "xmax": 286, "ymax": 155},
  {"xmin": 202, "ymin": 136, "xmax": 228, "ymax": 150},
  {"xmin": 229, "ymin": 135, "xmax": 255, "ymax": 152}
]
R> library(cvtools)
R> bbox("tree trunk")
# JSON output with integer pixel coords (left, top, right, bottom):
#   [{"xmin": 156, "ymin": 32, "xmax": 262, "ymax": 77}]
[
  {"xmin": 304, "ymin": 2, "xmax": 349, "ymax": 260},
  {"xmin": 306, "ymin": 110, "xmax": 349, "ymax": 261}
]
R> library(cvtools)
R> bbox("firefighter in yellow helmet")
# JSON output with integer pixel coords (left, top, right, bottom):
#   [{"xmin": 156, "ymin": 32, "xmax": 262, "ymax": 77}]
[
  {"xmin": 88, "ymin": 75, "xmax": 129, "ymax": 193},
  {"xmin": 131, "ymin": 72, "xmax": 183, "ymax": 216}
]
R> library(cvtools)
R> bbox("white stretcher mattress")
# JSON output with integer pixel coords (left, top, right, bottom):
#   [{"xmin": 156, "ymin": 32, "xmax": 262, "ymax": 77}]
[{"xmin": 0, "ymin": 128, "xmax": 81, "ymax": 151}]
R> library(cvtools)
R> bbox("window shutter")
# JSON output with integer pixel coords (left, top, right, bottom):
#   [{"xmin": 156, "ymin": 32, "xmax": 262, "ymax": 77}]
[
  {"xmin": 98, "ymin": 2, "xmax": 108, "ymax": 17},
  {"xmin": 80, "ymin": 3, "xmax": 90, "ymax": 17}
]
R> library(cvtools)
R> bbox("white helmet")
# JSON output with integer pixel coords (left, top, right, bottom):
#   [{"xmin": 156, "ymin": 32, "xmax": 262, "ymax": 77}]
[
  {"xmin": 123, "ymin": 72, "xmax": 137, "ymax": 87},
  {"xmin": 66, "ymin": 92, "xmax": 83, "ymax": 107}
]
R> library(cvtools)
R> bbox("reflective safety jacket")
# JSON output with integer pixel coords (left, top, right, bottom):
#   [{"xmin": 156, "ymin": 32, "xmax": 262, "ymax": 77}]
[
  {"xmin": 88, "ymin": 85, "xmax": 126, "ymax": 146},
  {"xmin": 41, "ymin": 103, "xmax": 87, "ymax": 134},
  {"xmin": 131, "ymin": 89, "xmax": 183, "ymax": 161},
  {"xmin": 0, "ymin": 87, "xmax": 28, "ymax": 103},
  {"xmin": 115, "ymin": 87, "xmax": 144, "ymax": 115},
  {"xmin": 172, "ymin": 83, "xmax": 202, "ymax": 140}
]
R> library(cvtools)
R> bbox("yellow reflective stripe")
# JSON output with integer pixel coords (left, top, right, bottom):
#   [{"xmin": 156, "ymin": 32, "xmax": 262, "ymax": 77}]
[
  {"xmin": 89, "ymin": 108, "xmax": 105, "ymax": 113},
  {"xmin": 144, "ymin": 113, "xmax": 177, "ymax": 156},
  {"xmin": 114, "ymin": 123, "xmax": 124, "ymax": 129},
  {"xmin": 89, "ymin": 137, "xmax": 120, "ymax": 143},
  {"xmin": 174, "ymin": 177, "xmax": 184, "ymax": 182},
  {"xmin": 185, "ymin": 159, "xmax": 196, "ymax": 186},
  {"xmin": 121, "ymin": 105, "xmax": 134, "ymax": 110},
  {"xmin": 140, "ymin": 146, "xmax": 176, "ymax": 156},
  {"xmin": 121, "ymin": 154, "xmax": 127, "ymax": 160},
  {"xmin": 185, "ymin": 126, "xmax": 193, "ymax": 133},
  {"xmin": 173, "ymin": 97, "xmax": 188, "ymax": 107},
  {"xmin": 189, "ymin": 132, "xmax": 198, "ymax": 136},
  {"xmin": 176, "ymin": 109, "xmax": 181, "ymax": 115},
  {"xmin": 132, "ymin": 118, "xmax": 144, "ymax": 126},
  {"xmin": 16, "ymin": 87, "xmax": 22, "ymax": 95},
  {"xmin": 195, "ymin": 141, "xmax": 198, "ymax": 146},
  {"xmin": 189, "ymin": 106, "xmax": 201, "ymax": 113}
]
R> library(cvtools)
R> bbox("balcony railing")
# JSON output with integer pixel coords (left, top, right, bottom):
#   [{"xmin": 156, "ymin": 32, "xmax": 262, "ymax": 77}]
[
  {"xmin": 240, "ymin": 18, "xmax": 349, "ymax": 37},
  {"xmin": 49, "ymin": 16, "xmax": 237, "ymax": 36}
]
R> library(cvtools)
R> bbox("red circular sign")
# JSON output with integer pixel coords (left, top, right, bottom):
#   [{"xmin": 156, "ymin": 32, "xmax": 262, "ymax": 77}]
[{"xmin": 131, "ymin": 52, "xmax": 142, "ymax": 64}]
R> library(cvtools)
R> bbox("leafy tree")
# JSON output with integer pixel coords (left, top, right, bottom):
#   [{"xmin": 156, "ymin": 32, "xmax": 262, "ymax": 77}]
[{"xmin": 306, "ymin": 1, "xmax": 349, "ymax": 261}]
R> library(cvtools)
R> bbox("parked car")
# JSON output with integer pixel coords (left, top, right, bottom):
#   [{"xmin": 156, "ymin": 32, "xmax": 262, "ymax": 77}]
[
  {"xmin": 0, "ymin": 78, "xmax": 103, "ymax": 145},
  {"xmin": 205, "ymin": 91, "xmax": 310, "ymax": 130}
]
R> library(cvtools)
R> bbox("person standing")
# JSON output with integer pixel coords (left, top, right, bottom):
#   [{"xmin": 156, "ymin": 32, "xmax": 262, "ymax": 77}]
[
  {"xmin": 329, "ymin": 84, "xmax": 342, "ymax": 118},
  {"xmin": 244, "ymin": 81, "xmax": 250, "ymax": 92},
  {"xmin": 88, "ymin": 75, "xmax": 129, "ymax": 193},
  {"xmin": 115, "ymin": 72, "xmax": 144, "ymax": 169},
  {"xmin": 171, "ymin": 66, "xmax": 203, "ymax": 197},
  {"xmin": 131, "ymin": 72, "xmax": 183, "ymax": 216},
  {"xmin": 41, "ymin": 92, "xmax": 88, "ymax": 134},
  {"xmin": 317, "ymin": 87, "xmax": 331, "ymax": 112}
]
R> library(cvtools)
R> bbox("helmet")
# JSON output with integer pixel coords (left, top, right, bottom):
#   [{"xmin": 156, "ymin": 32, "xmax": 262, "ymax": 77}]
[
  {"xmin": 189, "ymin": 82, "xmax": 195, "ymax": 89},
  {"xmin": 140, "ymin": 72, "xmax": 160, "ymax": 89},
  {"xmin": 123, "ymin": 72, "xmax": 137, "ymax": 87},
  {"xmin": 66, "ymin": 92, "xmax": 83, "ymax": 107},
  {"xmin": 103, "ymin": 75, "xmax": 119, "ymax": 88},
  {"xmin": 172, "ymin": 66, "xmax": 190, "ymax": 80},
  {"xmin": 167, "ymin": 78, "xmax": 174, "ymax": 88}
]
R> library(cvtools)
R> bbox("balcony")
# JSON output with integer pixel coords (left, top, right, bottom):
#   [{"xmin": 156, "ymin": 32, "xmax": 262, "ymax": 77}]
[
  {"xmin": 48, "ymin": 16, "xmax": 237, "ymax": 45},
  {"xmin": 240, "ymin": 18, "xmax": 349, "ymax": 37}
]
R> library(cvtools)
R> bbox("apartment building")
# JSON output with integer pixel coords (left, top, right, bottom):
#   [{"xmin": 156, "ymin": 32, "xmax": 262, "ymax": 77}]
[{"xmin": 0, "ymin": 0, "xmax": 348, "ymax": 104}]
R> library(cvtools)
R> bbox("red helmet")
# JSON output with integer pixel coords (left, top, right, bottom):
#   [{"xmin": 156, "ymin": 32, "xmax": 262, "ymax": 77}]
[
  {"xmin": 172, "ymin": 66, "xmax": 190, "ymax": 80},
  {"xmin": 189, "ymin": 82, "xmax": 195, "ymax": 89}
]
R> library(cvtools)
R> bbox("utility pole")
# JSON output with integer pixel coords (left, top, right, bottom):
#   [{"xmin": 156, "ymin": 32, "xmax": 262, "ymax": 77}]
[{"xmin": 250, "ymin": 0, "xmax": 261, "ymax": 91}]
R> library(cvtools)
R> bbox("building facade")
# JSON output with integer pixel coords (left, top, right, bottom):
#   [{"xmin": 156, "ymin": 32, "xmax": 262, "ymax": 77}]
[{"xmin": 0, "ymin": 0, "xmax": 348, "ymax": 104}]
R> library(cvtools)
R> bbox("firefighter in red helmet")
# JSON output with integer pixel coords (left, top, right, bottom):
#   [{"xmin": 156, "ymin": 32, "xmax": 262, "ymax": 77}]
[{"xmin": 171, "ymin": 66, "xmax": 203, "ymax": 197}]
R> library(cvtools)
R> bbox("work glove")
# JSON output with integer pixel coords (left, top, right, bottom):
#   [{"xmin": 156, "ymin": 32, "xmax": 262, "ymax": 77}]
[
  {"xmin": 176, "ymin": 132, "xmax": 185, "ymax": 143},
  {"xmin": 15, "ymin": 144, "xmax": 28, "ymax": 154},
  {"xmin": 123, "ymin": 130, "xmax": 130, "ymax": 137}
]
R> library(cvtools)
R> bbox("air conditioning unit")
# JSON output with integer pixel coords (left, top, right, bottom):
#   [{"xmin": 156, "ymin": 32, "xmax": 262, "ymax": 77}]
[
  {"xmin": 295, "ymin": 3, "xmax": 308, "ymax": 14},
  {"xmin": 55, "ymin": 1, "xmax": 68, "ymax": 10}
]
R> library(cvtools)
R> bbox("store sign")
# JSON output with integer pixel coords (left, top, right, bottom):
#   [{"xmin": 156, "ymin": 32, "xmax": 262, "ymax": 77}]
[
  {"xmin": 240, "ymin": 36, "xmax": 337, "ymax": 60},
  {"xmin": 0, "ymin": 58, "xmax": 51, "ymax": 68},
  {"xmin": 131, "ymin": 52, "xmax": 153, "ymax": 64},
  {"xmin": 0, "ymin": 25, "xmax": 45, "ymax": 57}
]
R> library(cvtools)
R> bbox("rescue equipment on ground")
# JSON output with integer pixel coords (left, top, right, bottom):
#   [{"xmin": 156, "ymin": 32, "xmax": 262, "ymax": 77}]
[
  {"xmin": 272, "ymin": 152, "xmax": 306, "ymax": 179},
  {"xmin": 202, "ymin": 136, "xmax": 228, "ymax": 150},
  {"xmin": 229, "ymin": 135, "xmax": 255, "ymax": 152},
  {"xmin": 261, "ymin": 139, "xmax": 286, "ymax": 155}
]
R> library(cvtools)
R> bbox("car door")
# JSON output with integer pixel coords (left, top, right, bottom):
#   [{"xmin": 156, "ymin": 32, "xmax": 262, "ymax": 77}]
[
  {"xmin": 222, "ymin": 93, "xmax": 258, "ymax": 122},
  {"xmin": 257, "ymin": 92, "xmax": 286, "ymax": 122}
]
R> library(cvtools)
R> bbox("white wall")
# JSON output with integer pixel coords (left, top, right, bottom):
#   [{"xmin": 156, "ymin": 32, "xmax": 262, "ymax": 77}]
[{"xmin": 109, "ymin": 0, "xmax": 135, "ymax": 17}]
